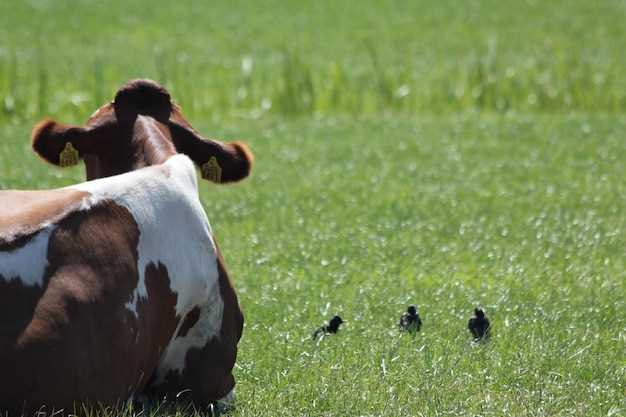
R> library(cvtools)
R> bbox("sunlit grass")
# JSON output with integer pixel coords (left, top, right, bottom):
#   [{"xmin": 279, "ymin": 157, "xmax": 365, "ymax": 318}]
[
  {"xmin": 3, "ymin": 115, "xmax": 624, "ymax": 416},
  {"xmin": 1, "ymin": 0, "xmax": 625, "ymax": 122},
  {"xmin": 1, "ymin": 42, "xmax": 624, "ymax": 121},
  {"xmin": 1, "ymin": 0, "xmax": 625, "ymax": 416}
]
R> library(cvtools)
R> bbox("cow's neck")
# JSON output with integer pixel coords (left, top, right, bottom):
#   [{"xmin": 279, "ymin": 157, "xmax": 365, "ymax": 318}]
[{"xmin": 132, "ymin": 115, "xmax": 177, "ymax": 167}]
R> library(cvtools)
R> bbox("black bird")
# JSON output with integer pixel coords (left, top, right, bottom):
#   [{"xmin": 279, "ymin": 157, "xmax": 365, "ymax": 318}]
[
  {"xmin": 468, "ymin": 308, "xmax": 491, "ymax": 341},
  {"xmin": 399, "ymin": 305, "xmax": 422, "ymax": 333},
  {"xmin": 312, "ymin": 315, "xmax": 344, "ymax": 340}
]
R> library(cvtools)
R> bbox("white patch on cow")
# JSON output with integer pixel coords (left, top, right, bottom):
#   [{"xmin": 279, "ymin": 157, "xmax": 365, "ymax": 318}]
[
  {"xmin": 0, "ymin": 227, "xmax": 52, "ymax": 287},
  {"xmin": 69, "ymin": 151, "xmax": 220, "ymax": 318},
  {"xmin": 152, "ymin": 279, "xmax": 224, "ymax": 384}
]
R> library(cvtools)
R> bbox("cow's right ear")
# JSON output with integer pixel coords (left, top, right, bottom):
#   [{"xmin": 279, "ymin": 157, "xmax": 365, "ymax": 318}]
[
  {"xmin": 31, "ymin": 119, "xmax": 97, "ymax": 167},
  {"xmin": 168, "ymin": 121, "xmax": 254, "ymax": 184}
]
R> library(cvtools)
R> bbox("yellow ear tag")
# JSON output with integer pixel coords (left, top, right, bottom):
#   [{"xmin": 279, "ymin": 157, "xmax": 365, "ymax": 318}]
[
  {"xmin": 59, "ymin": 142, "xmax": 79, "ymax": 167},
  {"xmin": 201, "ymin": 157, "xmax": 222, "ymax": 183}
]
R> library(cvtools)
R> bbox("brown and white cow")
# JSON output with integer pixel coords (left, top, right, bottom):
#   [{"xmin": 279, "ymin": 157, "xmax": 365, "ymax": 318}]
[{"xmin": 0, "ymin": 79, "xmax": 253, "ymax": 415}]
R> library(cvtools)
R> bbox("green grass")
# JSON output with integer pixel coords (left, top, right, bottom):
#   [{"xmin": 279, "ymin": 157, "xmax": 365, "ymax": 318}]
[
  {"xmin": 1, "ymin": 0, "xmax": 626, "ymax": 121},
  {"xmin": 1, "ymin": 1, "xmax": 626, "ymax": 416}
]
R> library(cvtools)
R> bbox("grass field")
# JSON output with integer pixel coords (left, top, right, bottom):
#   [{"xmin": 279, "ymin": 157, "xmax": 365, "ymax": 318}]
[{"xmin": 1, "ymin": 1, "xmax": 625, "ymax": 416}]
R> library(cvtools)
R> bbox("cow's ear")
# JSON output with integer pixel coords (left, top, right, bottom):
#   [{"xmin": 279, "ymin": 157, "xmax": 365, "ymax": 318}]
[
  {"xmin": 31, "ymin": 119, "xmax": 97, "ymax": 167},
  {"xmin": 169, "ymin": 121, "xmax": 253, "ymax": 183}
]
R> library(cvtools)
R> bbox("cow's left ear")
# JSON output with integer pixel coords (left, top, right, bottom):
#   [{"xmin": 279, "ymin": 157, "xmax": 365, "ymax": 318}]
[
  {"xmin": 168, "ymin": 121, "xmax": 253, "ymax": 183},
  {"xmin": 31, "ymin": 119, "xmax": 99, "ymax": 167}
]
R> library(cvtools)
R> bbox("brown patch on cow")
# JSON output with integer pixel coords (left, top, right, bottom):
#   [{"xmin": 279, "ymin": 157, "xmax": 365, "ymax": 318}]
[
  {"xmin": 0, "ymin": 201, "xmax": 178, "ymax": 416},
  {"xmin": 0, "ymin": 278, "xmax": 44, "ymax": 352},
  {"xmin": 145, "ymin": 244, "xmax": 243, "ymax": 407},
  {"xmin": 0, "ymin": 189, "xmax": 89, "ymax": 247},
  {"xmin": 177, "ymin": 306, "xmax": 201, "ymax": 339},
  {"xmin": 132, "ymin": 262, "xmax": 179, "ymax": 389}
]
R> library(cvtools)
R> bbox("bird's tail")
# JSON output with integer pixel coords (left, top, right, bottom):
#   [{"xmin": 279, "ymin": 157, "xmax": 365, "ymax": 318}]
[{"xmin": 312, "ymin": 327, "xmax": 324, "ymax": 340}]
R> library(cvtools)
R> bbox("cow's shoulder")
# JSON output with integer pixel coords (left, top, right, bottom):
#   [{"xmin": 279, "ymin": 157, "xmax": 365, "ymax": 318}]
[{"xmin": 72, "ymin": 154, "xmax": 198, "ymax": 211}]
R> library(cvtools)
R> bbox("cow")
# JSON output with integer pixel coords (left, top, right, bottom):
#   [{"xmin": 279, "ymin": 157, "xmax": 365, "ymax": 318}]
[{"xmin": 0, "ymin": 79, "xmax": 253, "ymax": 415}]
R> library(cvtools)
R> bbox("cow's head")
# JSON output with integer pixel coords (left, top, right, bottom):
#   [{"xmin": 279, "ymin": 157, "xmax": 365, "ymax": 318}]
[{"xmin": 31, "ymin": 79, "xmax": 253, "ymax": 182}]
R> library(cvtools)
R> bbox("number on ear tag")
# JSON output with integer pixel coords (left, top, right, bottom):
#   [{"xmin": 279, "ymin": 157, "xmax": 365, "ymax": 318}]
[
  {"xmin": 201, "ymin": 156, "xmax": 222, "ymax": 183},
  {"xmin": 59, "ymin": 143, "xmax": 79, "ymax": 167}
]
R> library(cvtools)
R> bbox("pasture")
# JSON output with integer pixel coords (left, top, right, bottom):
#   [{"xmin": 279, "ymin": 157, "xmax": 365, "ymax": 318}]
[{"xmin": 0, "ymin": 1, "xmax": 625, "ymax": 416}]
